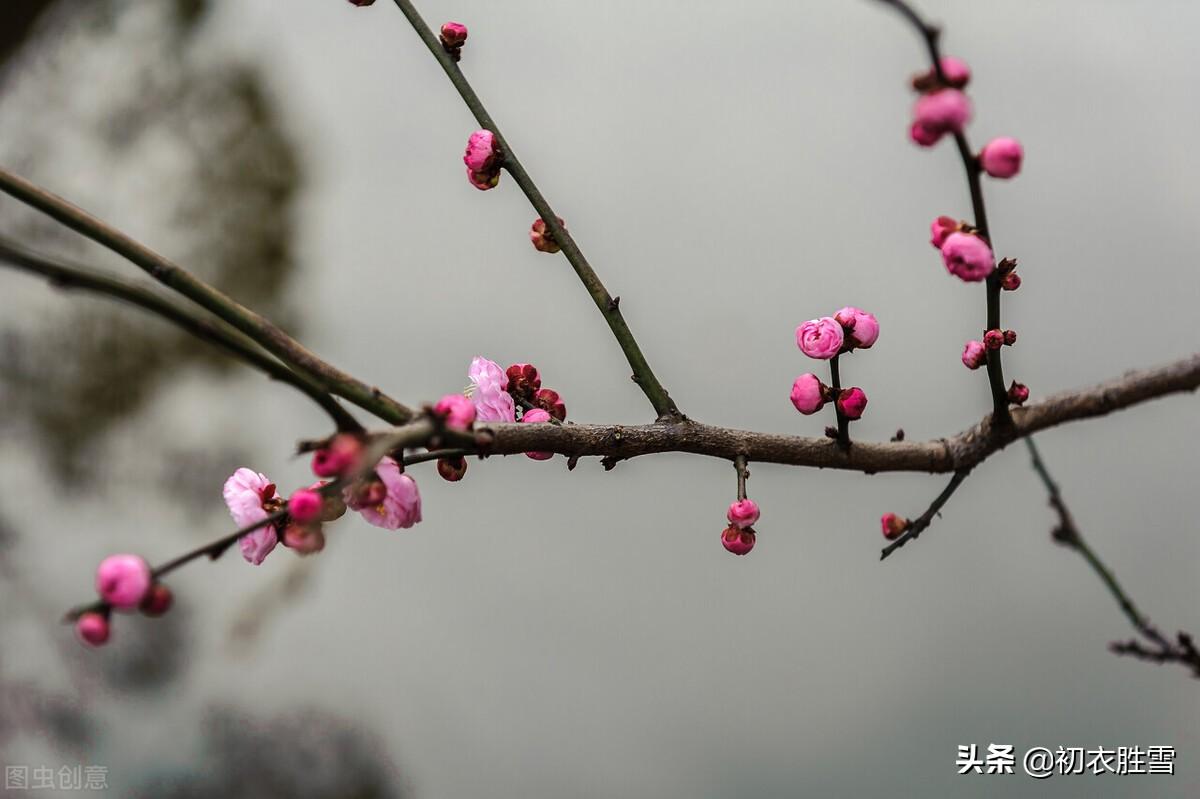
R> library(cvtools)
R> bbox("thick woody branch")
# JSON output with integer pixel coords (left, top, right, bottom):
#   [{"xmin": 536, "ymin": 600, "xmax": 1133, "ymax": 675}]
[
  {"xmin": 0, "ymin": 238, "xmax": 363, "ymax": 433},
  {"xmin": 388, "ymin": 0, "xmax": 682, "ymax": 421},
  {"xmin": 0, "ymin": 167, "xmax": 415, "ymax": 426},
  {"xmin": 473, "ymin": 354, "xmax": 1200, "ymax": 470}
]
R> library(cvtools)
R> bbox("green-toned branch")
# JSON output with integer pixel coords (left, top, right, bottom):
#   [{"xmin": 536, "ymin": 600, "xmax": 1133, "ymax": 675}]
[
  {"xmin": 388, "ymin": 0, "xmax": 682, "ymax": 422},
  {"xmin": 0, "ymin": 167, "xmax": 415, "ymax": 425},
  {"xmin": 0, "ymin": 238, "xmax": 363, "ymax": 433}
]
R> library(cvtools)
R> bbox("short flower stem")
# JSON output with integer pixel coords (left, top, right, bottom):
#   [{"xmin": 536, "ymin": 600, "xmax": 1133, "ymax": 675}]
[
  {"xmin": 829, "ymin": 355, "xmax": 851, "ymax": 449},
  {"xmin": 734, "ymin": 455, "xmax": 748, "ymax": 501},
  {"xmin": 388, "ymin": 0, "xmax": 682, "ymax": 422}
]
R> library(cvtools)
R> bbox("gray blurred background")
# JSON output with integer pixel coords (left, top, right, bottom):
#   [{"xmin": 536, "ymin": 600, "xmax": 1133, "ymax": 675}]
[{"xmin": 0, "ymin": 1, "xmax": 1197, "ymax": 797}]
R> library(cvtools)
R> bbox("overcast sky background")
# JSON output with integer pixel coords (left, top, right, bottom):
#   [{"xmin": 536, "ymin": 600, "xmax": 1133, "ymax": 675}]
[{"xmin": 2, "ymin": 1, "xmax": 1199, "ymax": 797}]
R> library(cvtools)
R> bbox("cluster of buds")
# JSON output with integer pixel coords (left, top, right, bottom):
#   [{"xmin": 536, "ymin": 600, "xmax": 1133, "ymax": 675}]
[
  {"xmin": 464, "ymin": 130, "xmax": 502, "ymax": 190},
  {"xmin": 997, "ymin": 256, "xmax": 1021, "ymax": 291},
  {"xmin": 439, "ymin": 22, "xmax": 468, "ymax": 62},
  {"xmin": 792, "ymin": 307, "xmax": 876, "ymax": 427},
  {"xmin": 530, "ymin": 217, "xmax": 566, "ymax": 253},
  {"xmin": 909, "ymin": 56, "xmax": 973, "ymax": 147},
  {"xmin": 76, "ymin": 554, "xmax": 174, "ymax": 647},
  {"xmin": 466, "ymin": 357, "xmax": 567, "ymax": 462},
  {"xmin": 722, "ymin": 499, "xmax": 759, "ymax": 556}
]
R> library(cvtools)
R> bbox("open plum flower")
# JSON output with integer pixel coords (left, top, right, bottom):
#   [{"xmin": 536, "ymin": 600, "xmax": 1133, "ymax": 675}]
[
  {"xmin": 348, "ymin": 457, "xmax": 423, "ymax": 530},
  {"xmin": 223, "ymin": 468, "xmax": 282, "ymax": 565}
]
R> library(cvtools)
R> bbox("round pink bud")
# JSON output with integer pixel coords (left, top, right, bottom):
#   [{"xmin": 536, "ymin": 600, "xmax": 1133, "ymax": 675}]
[
  {"xmin": 288, "ymin": 488, "xmax": 323, "ymax": 523},
  {"xmin": 881, "ymin": 513, "xmax": 908, "ymax": 540},
  {"xmin": 140, "ymin": 583, "xmax": 174, "ymax": 617},
  {"xmin": 463, "ymin": 130, "xmax": 498, "ymax": 173},
  {"xmin": 437, "ymin": 456, "xmax": 468, "ymax": 482},
  {"xmin": 504, "ymin": 363, "xmax": 541, "ymax": 400},
  {"xmin": 930, "ymin": 216, "xmax": 960, "ymax": 249},
  {"xmin": 834, "ymin": 307, "xmax": 879, "ymax": 350},
  {"xmin": 913, "ymin": 89, "xmax": 972, "ymax": 136},
  {"xmin": 836, "ymin": 387, "xmax": 868, "ymax": 421},
  {"xmin": 939, "ymin": 56, "xmax": 971, "ymax": 88},
  {"xmin": 721, "ymin": 525, "xmax": 756, "ymax": 556},
  {"xmin": 939, "ymin": 231, "xmax": 994, "ymax": 282},
  {"xmin": 75, "ymin": 612, "xmax": 110, "ymax": 647},
  {"xmin": 909, "ymin": 121, "xmax": 943, "ymax": 147},
  {"xmin": 95, "ymin": 554, "xmax": 152, "ymax": 610},
  {"xmin": 1001, "ymin": 271, "xmax": 1021, "ymax": 291},
  {"xmin": 440, "ymin": 21, "xmax": 468, "ymax": 47},
  {"xmin": 533, "ymin": 388, "xmax": 566, "ymax": 421},
  {"xmin": 1003, "ymin": 329, "xmax": 1017, "ymax": 346},
  {"xmin": 796, "ymin": 317, "xmax": 844, "ymax": 360},
  {"xmin": 434, "ymin": 393, "xmax": 477, "ymax": 430},
  {"xmin": 530, "ymin": 217, "xmax": 565, "ymax": 253},
  {"xmin": 521, "ymin": 407, "xmax": 553, "ymax": 460},
  {"xmin": 311, "ymin": 433, "xmax": 364, "ymax": 478},
  {"xmin": 979, "ymin": 137, "xmax": 1023, "ymax": 179},
  {"xmin": 983, "ymin": 329, "xmax": 1005, "ymax": 350},
  {"xmin": 727, "ymin": 499, "xmax": 760, "ymax": 530},
  {"xmin": 961, "ymin": 340, "xmax": 987, "ymax": 370},
  {"xmin": 1008, "ymin": 381, "xmax": 1030, "ymax": 406},
  {"xmin": 790, "ymin": 373, "xmax": 827, "ymax": 415}
]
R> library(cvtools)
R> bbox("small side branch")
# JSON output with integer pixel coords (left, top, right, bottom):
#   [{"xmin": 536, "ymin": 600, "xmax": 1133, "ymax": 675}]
[{"xmin": 880, "ymin": 468, "xmax": 972, "ymax": 559}]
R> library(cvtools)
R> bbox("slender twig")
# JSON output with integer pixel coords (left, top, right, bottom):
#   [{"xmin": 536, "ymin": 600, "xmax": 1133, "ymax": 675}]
[
  {"xmin": 1027, "ymin": 439, "xmax": 1199, "ymax": 675},
  {"xmin": 0, "ymin": 167, "xmax": 415, "ymax": 426},
  {"xmin": 876, "ymin": 0, "xmax": 1010, "ymax": 424},
  {"xmin": 387, "ymin": 0, "xmax": 681, "ymax": 422},
  {"xmin": 880, "ymin": 468, "xmax": 972, "ymax": 559},
  {"xmin": 829, "ymin": 355, "xmax": 850, "ymax": 448},
  {"xmin": 0, "ymin": 238, "xmax": 363, "ymax": 433},
  {"xmin": 734, "ymin": 455, "xmax": 748, "ymax": 501}
]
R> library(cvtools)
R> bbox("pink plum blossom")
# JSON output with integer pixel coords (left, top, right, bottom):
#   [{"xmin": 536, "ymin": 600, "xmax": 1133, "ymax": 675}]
[
  {"xmin": 468, "ymin": 356, "xmax": 516, "ymax": 422},
  {"xmin": 520, "ymin": 407, "xmax": 553, "ymax": 460},
  {"xmin": 790, "ymin": 373, "xmax": 827, "ymax": 415},
  {"xmin": 311, "ymin": 433, "xmax": 364, "ymax": 478},
  {"xmin": 796, "ymin": 317, "xmax": 844, "ymax": 360},
  {"xmin": 440, "ymin": 21, "xmax": 468, "ymax": 47},
  {"xmin": 434, "ymin": 393, "xmax": 477, "ymax": 430},
  {"xmin": 983, "ymin": 329, "xmax": 1005, "ymax": 350},
  {"xmin": 533, "ymin": 388, "xmax": 567, "ymax": 421},
  {"xmin": 961, "ymin": 340, "xmax": 986, "ymax": 370},
  {"xmin": 979, "ymin": 137, "xmax": 1023, "ymax": 179},
  {"xmin": 464, "ymin": 130, "xmax": 498, "ymax": 172},
  {"xmin": 727, "ymin": 499, "xmax": 760, "ymax": 530},
  {"xmin": 930, "ymin": 216, "xmax": 959, "ymax": 249},
  {"xmin": 505, "ymin": 363, "xmax": 541, "ymax": 400},
  {"xmin": 910, "ymin": 89, "xmax": 972, "ymax": 146},
  {"xmin": 834, "ymin": 307, "xmax": 879, "ymax": 350},
  {"xmin": 75, "ymin": 612, "xmax": 110, "ymax": 646},
  {"xmin": 223, "ymin": 467, "xmax": 281, "ymax": 565},
  {"xmin": 940, "ymin": 231, "xmax": 994, "ymax": 282},
  {"xmin": 721, "ymin": 526, "xmax": 756, "ymax": 556},
  {"xmin": 909, "ymin": 121, "xmax": 942, "ymax": 147},
  {"xmin": 95, "ymin": 554, "xmax": 152, "ymax": 609},
  {"xmin": 940, "ymin": 56, "xmax": 971, "ymax": 87},
  {"xmin": 530, "ymin": 217, "xmax": 565, "ymax": 253},
  {"xmin": 836, "ymin": 387, "xmax": 868, "ymax": 420},
  {"xmin": 351, "ymin": 457, "xmax": 422, "ymax": 530},
  {"xmin": 288, "ymin": 488, "xmax": 324, "ymax": 523}
]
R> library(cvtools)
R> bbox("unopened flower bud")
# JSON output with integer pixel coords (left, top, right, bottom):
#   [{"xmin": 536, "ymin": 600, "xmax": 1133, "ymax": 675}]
[
  {"xmin": 1008, "ymin": 381, "xmax": 1030, "ymax": 406},
  {"xmin": 1003, "ymin": 329, "xmax": 1017, "ymax": 346},
  {"xmin": 437, "ymin": 456, "xmax": 468, "ymax": 482},
  {"xmin": 834, "ymin": 306, "xmax": 879, "ymax": 350},
  {"xmin": 464, "ymin": 130, "xmax": 501, "ymax": 190},
  {"xmin": 796, "ymin": 317, "xmax": 844, "ymax": 360},
  {"xmin": 727, "ymin": 499, "xmax": 760, "ymax": 530},
  {"xmin": 983, "ymin": 329, "xmax": 1005, "ymax": 350},
  {"xmin": 467, "ymin": 168, "xmax": 500, "ymax": 191},
  {"xmin": 311, "ymin": 433, "xmax": 364, "ymax": 478},
  {"xmin": 721, "ymin": 525, "xmax": 756, "ymax": 556},
  {"xmin": 940, "ymin": 231, "xmax": 994, "ymax": 282},
  {"xmin": 140, "ymin": 583, "xmax": 174, "ymax": 617},
  {"xmin": 434, "ymin": 393, "xmax": 477, "ymax": 430},
  {"xmin": 530, "ymin": 217, "xmax": 565, "ymax": 253},
  {"xmin": 95, "ymin": 554, "xmax": 152, "ymax": 610},
  {"xmin": 288, "ymin": 488, "xmax": 323, "ymax": 523},
  {"xmin": 439, "ymin": 22, "xmax": 468, "ymax": 61},
  {"xmin": 521, "ymin": 408, "xmax": 553, "ymax": 460},
  {"xmin": 347, "ymin": 477, "xmax": 387, "ymax": 510},
  {"xmin": 505, "ymin": 363, "xmax": 541, "ymax": 401},
  {"xmin": 939, "ymin": 56, "xmax": 971, "ymax": 88},
  {"xmin": 533, "ymin": 388, "xmax": 566, "ymax": 421},
  {"xmin": 75, "ymin": 611, "xmax": 110, "ymax": 647},
  {"xmin": 283, "ymin": 524, "xmax": 326, "ymax": 555},
  {"xmin": 836, "ymin": 387, "xmax": 868, "ymax": 421},
  {"xmin": 790, "ymin": 373, "xmax": 828, "ymax": 415},
  {"xmin": 881, "ymin": 513, "xmax": 908, "ymax": 540},
  {"xmin": 1001, "ymin": 271, "xmax": 1021, "ymax": 291},
  {"xmin": 979, "ymin": 137, "xmax": 1024, "ymax": 179},
  {"xmin": 910, "ymin": 89, "xmax": 972, "ymax": 147},
  {"xmin": 930, "ymin": 216, "xmax": 960, "ymax": 249},
  {"xmin": 961, "ymin": 340, "xmax": 987, "ymax": 370}
]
